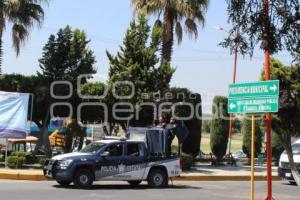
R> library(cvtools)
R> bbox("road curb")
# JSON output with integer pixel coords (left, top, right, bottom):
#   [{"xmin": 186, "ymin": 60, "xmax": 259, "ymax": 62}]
[
  {"xmin": 0, "ymin": 172, "xmax": 48, "ymax": 181},
  {"xmin": 0, "ymin": 171, "xmax": 280, "ymax": 181},
  {"xmin": 174, "ymin": 175, "xmax": 280, "ymax": 181}
]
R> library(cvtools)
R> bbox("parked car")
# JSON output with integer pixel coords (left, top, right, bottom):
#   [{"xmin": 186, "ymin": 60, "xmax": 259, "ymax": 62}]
[
  {"xmin": 232, "ymin": 150, "xmax": 247, "ymax": 160},
  {"xmin": 278, "ymin": 139, "xmax": 300, "ymax": 183}
]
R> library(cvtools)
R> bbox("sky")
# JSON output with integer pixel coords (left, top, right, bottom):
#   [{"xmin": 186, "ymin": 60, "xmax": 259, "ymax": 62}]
[{"xmin": 2, "ymin": 0, "xmax": 294, "ymax": 114}]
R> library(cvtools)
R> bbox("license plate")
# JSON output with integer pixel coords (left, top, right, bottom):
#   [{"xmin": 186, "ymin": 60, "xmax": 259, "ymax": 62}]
[{"xmin": 285, "ymin": 173, "xmax": 291, "ymax": 177}]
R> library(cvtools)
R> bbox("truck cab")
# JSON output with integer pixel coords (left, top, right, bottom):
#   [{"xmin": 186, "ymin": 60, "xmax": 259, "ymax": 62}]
[
  {"xmin": 278, "ymin": 139, "xmax": 300, "ymax": 182},
  {"xmin": 43, "ymin": 139, "xmax": 181, "ymax": 188}
]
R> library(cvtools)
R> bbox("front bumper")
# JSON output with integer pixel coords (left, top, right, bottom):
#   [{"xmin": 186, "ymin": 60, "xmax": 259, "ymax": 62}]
[
  {"xmin": 278, "ymin": 167, "xmax": 294, "ymax": 180},
  {"xmin": 43, "ymin": 159, "xmax": 73, "ymax": 181},
  {"xmin": 43, "ymin": 159, "xmax": 55, "ymax": 178}
]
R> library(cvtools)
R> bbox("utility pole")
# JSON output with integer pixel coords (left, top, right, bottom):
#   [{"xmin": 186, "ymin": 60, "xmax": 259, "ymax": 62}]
[
  {"xmin": 263, "ymin": 0, "xmax": 273, "ymax": 199},
  {"xmin": 215, "ymin": 26, "xmax": 239, "ymax": 154}
]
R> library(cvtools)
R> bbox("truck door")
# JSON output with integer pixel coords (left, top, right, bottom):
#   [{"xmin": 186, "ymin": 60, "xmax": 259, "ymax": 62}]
[
  {"xmin": 95, "ymin": 142, "xmax": 124, "ymax": 180},
  {"xmin": 121, "ymin": 142, "xmax": 147, "ymax": 180}
]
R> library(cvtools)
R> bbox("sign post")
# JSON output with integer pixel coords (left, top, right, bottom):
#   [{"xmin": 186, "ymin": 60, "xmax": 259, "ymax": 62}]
[
  {"xmin": 250, "ymin": 115, "xmax": 255, "ymax": 200},
  {"xmin": 228, "ymin": 80, "xmax": 279, "ymax": 200}
]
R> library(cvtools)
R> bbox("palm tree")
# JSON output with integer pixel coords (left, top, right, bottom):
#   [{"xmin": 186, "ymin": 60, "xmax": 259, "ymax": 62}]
[
  {"xmin": 0, "ymin": 0, "xmax": 47, "ymax": 74},
  {"xmin": 131, "ymin": 0, "xmax": 209, "ymax": 63}
]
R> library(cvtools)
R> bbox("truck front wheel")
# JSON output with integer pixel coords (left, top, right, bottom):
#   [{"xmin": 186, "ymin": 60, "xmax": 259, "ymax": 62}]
[
  {"xmin": 73, "ymin": 169, "xmax": 94, "ymax": 189},
  {"xmin": 147, "ymin": 169, "xmax": 168, "ymax": 188}
]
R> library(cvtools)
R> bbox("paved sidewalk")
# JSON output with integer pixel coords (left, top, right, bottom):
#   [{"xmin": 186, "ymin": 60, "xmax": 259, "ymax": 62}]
[
  {"xmin": 174, "ymin": 163, "xmax": 279, "ymax": 181},
  {"xmin": 0, "ymin": 163, "xmax": 280, "ymax": 181}
]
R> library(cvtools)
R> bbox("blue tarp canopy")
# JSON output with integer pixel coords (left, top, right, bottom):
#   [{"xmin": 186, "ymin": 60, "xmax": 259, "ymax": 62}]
[
  {"xmin": 28, "ymin": 121, "xmax": 93, "ymax": 136},
  {"xmin": 0, "ymin": 92, "xmax": 30, "ymax": 139}
]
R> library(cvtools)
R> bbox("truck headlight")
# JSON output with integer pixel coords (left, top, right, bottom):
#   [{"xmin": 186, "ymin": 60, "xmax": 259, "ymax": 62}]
[{"xmin": 58, "ymin": 159, "xmax": 73, "ymax": 169}]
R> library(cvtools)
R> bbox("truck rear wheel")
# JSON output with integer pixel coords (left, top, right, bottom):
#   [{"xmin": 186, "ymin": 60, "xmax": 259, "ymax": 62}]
[
  {"xmin": 73, "ymin": 169, "xmax": 93, "ymax": 189},
  {"xmin": 147, "ymin": 169, "xmax": 168, "ymax": 188}
]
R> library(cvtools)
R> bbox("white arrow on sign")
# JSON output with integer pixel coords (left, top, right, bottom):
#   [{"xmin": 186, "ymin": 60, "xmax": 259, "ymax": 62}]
[
  {"xmin": 229, "ymin": 103, "xmax": 236, "ymax": 110},
  {"xmin": 269, "ymin": 85, "xmax": 277, "ymax": 92}
]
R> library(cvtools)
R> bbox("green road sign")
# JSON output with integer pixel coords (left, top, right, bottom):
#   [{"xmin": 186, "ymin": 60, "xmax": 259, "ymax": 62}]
[
  {"xmin": 228, "ymin": 97, "xmax": 279, "ymax": 114},
  {"xmin": 229, "ymin": 80, "xmax": 279, "ymax": 99}
]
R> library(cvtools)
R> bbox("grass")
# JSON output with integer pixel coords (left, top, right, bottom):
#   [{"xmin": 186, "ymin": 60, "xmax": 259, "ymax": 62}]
[
  {"xmin": 171, "ymin": 132, "xmax": 243, "ymax": 155},
  {"xmin": 201, "ymin": 132, "xmax": 243, "ymax": 154}
]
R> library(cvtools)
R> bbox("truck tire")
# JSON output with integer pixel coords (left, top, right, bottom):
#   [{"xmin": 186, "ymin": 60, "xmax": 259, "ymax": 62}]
[
  {"xmin": 147, "ymin": 169, "xmax": 168, "ymax": 188},
  {"xmin": 57, "ymin": 180, "xmax": 72, "ymax": 186},
  {"xmin": 73, "ymin": 169, "xmax": 93, "ymax": 189},
  {"xmin": 289, "ymin": 181, "xmax": 296, "ymax": 185},
  {"xmin": 128, "ymin": 181, "xmax": 142, "ymax": 186}
]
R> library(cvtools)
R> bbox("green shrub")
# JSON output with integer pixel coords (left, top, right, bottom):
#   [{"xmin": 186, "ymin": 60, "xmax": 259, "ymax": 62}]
[
  {"xmin": 10, "ymin": 152, "xmax": 30, "ymax": 157},
  {"xmin": 180, "ymin": 153, "xmax": 194, "ymax": 170},
  {"xmin": 242, "ymin": 118, "xmax": 262, "ymax": 158},
  {"xmin": 7, "ymin": 156, "xmax": 25, "ymax": 169},
  {"xmin": 0, "ymin": 154, "xmax": 4, "ymax": 162},
  {"xmin": 36, "ymin": 155, "xmax": 47, "ymax": 166},
  {"xmin": 10, "ymin": 152, "xmax": 32, "ymax": 164},
  {"xmin": 20, "ymin": 154, "xmax": 47, "ymax": 165},
  {"xmin": 210, "ymin": 96, "xmax": 229, "ymax": 162}
]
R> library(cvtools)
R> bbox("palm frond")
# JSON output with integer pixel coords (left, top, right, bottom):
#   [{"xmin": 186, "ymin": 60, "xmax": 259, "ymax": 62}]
[
  {"xmin": 185, "ymin": 18, "xmax": 198, "ymax": 39},
  {"xmin": 8, "ymin": 1, "xmax": 44, "ymax": 27},
  {"xmin": 0, "ymin": 12, "xmax": 5, "ymax": 37},
  {"xmin": 12, "ymin": 23, "xmax": 29, "ymax": 56},
  {"xmin": 175, "ymin": 22, "xmax": 183, "ymax": 44},
  {"xmin": 131, "ymin": 0, "xmax": 164, "ymax": 16}
]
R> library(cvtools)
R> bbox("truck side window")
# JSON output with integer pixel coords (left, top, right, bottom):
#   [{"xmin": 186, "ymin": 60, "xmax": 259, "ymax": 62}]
[
  {"xmin": 105, "ymin": 143, "xmax": 123, "ymax": 156},
  {"xmin": 127, "ymin": 143, "xmax": 140, "ymax": 157}
]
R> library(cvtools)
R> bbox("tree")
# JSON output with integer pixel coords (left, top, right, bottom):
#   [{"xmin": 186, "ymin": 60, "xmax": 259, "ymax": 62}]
[
  {"xmin": 271, "ymin": 132, "xmax": 284, "ymax": 165},
  {"xmin": 202, "ymin": 120, "xmax": 211, "ymax": 133},
  {"xmin": 36, "ymin": 26, "xmax": 97, "ymax": 154},
  {"xmin": 0, "ymin": 73, "xmax": 44, "ymax": 92},
  {"xmin": 0, "ymin": 0, "xmax": 48, "ymax": 73},
  {"xmin": 242, "ymin": 118, "xmax": 262, "ymax": 159},
  {"xmin": 38, "ymin": 26, "xmax": 96, "ymax": 83},
  {"xmin": 106, "ymin": 16, "xmax": 175, "ymax": 129},
  {"xmin": 131, "ymin": 0, "xmax": 209, "ymax": 63},
  {"xmin": 260, "ymin": 58, "xmax": 300, "ymax": 185},
  {"xmin": 80, "ymin": 82, "xmax": 108, "ymax": 124},
  {"xmin": 222, "ymin": 0, "xmax": 299, "ymax": 61},
  {"xmin": 232, "ymin": 118, "xmax": 242, "ymax": 134},
  {"xmin": 167, "ymin": 87, "xmax": 202, "ymax": 157},
  {"xmin": 210, "ymin": 96, "xmax": 229, "ymax": 163}
]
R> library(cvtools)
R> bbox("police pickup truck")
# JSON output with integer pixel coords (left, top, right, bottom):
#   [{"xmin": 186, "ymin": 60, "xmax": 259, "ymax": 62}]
[{"xmin": 43, "ymin": 139, "xmax": 181, "ymax": 188}]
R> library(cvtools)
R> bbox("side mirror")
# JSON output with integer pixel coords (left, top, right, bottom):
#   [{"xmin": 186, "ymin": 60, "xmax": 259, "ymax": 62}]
[{"xmin": 101, "ymin": 151, "xmax": 110, "ymax": 157}]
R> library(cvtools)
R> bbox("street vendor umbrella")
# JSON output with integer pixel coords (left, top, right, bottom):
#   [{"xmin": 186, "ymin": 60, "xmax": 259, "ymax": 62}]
[{"xmin": 0, "ymin": 92, "xmax": 30, "ymax": 167}]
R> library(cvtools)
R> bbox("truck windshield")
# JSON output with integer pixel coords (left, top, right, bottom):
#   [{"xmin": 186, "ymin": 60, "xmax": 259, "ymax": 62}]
[
  {"xmin": 292, "ymin": 144, "xmax": 300, "ymax": 155},
  {"xmin": 80, "ymin": 142, "xmax": 105, "ymax": 154}
]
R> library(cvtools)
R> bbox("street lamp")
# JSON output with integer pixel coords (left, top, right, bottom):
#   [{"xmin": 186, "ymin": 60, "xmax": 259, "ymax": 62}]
[
  {"xmin": 215, "ymin": 26, "xmax": 240, "ymax": 154},
  {"xmin": 215, "ymin": 26, "xmax": 239, "ymax": 83}
]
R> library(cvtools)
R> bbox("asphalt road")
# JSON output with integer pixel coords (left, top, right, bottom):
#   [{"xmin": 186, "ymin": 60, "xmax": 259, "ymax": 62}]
[{"xmin": 0, "ymin": 180, "xmax": 299, "ymax": 200}]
